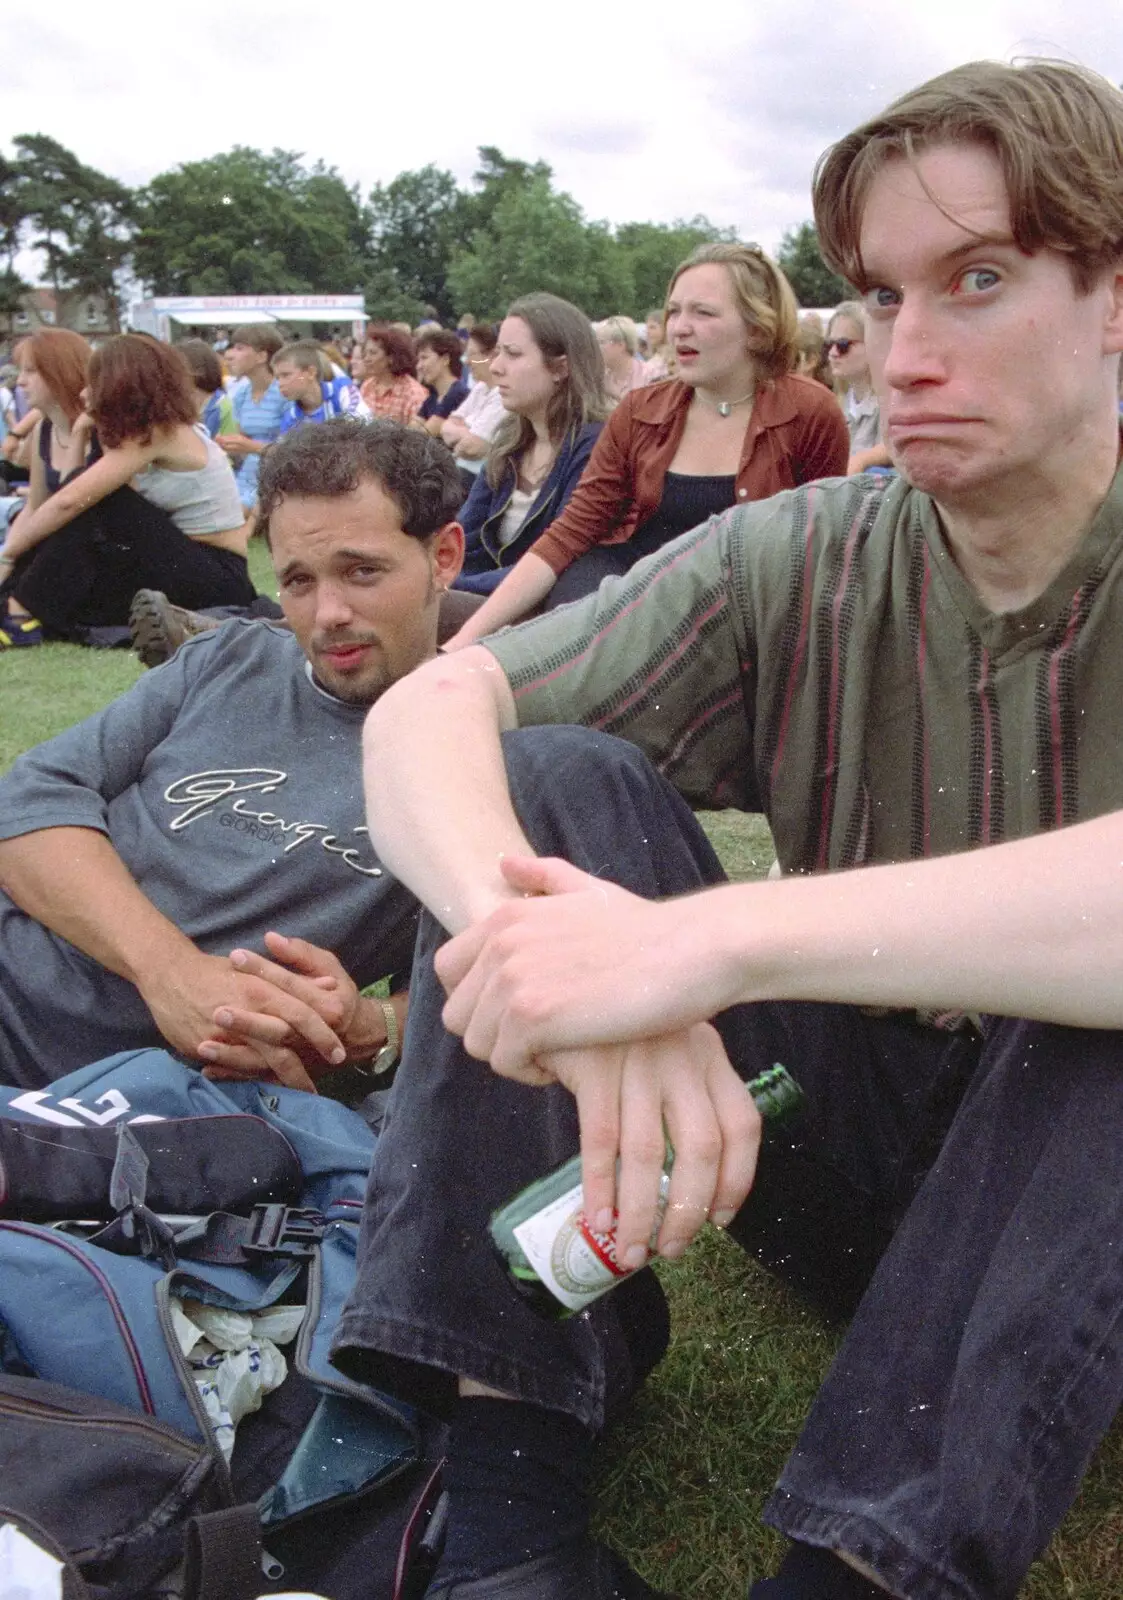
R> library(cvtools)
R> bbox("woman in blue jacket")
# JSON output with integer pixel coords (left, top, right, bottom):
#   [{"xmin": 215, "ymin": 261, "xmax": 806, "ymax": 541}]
[{"xmin": 452, "ymin": 293, "xmax": 613, "ymax": 597}]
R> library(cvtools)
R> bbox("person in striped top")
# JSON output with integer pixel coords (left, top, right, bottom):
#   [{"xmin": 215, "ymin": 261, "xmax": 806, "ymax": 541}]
[{"xmin": 335, "ymin": 59, "xmax": 1123, "ymax": 1600}]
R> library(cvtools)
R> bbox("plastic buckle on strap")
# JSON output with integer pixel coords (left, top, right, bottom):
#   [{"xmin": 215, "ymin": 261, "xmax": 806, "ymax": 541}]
[{"xmin": 243, "ymin": 1203, "xmax": 325, "ymax": 1258}]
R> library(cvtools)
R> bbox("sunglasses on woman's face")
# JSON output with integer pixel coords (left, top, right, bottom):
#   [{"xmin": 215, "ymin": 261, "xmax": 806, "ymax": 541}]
[{"xmin": 826, "ymin": 337, "xmax": 861, "ymax": 355}]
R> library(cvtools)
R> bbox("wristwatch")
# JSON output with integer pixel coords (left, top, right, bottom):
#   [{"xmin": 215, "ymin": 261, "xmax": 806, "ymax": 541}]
[{"xmin": 354, "ymin": 998, "xmax": 400, "ymax": 1078}]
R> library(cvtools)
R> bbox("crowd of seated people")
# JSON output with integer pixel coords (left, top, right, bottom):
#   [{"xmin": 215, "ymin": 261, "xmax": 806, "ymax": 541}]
[
  {"xmin": 1, "ymin": 247, "xmax": 858, "ymax": 654},
  {"xmin": 0, "ymin": 331, "xmax": 256, "ymax": 650},
  {"xmin": 11, "ymin": 53, "xmax": 1123, "ymax": 1600},
  {"xmin": 443, "ymin": 241, "xmax": 850, "ymax": 645}
]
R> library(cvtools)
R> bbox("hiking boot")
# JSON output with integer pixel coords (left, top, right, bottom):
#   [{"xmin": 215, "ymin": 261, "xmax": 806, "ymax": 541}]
[
  {"xmin": 425, "ymin": 1541, "xmax": 679, "ymax": 1599},
  {"xmin": 129, "ymin": 589, "xmax": 221, "ymax": 667},
  {"xmin": 0, "ymin": 602, "xmax": 43, "ymax": 649}
]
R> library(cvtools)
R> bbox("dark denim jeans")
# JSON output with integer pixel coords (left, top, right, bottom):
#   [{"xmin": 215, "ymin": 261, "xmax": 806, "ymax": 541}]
[{"xmin": 332, "ymin": 727, "xmax": 1123, "ymax": 1600}]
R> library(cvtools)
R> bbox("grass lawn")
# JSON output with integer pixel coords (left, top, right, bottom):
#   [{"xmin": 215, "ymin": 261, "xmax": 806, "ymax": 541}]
[{"xmin": 2, "ymin": 548, "xmax": 1120, "ymax": 1596}]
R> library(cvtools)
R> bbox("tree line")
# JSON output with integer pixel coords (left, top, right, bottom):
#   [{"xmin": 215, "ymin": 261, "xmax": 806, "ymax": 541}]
[{"xmin": 0, "ymin": 134, "xmax": 847, "ymax": 332}]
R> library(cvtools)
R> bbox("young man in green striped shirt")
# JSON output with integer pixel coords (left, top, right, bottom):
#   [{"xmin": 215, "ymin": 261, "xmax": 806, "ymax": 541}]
[{"xmin": 335, "ymin": 59, "xmax": 1123, "ymax": 1600}]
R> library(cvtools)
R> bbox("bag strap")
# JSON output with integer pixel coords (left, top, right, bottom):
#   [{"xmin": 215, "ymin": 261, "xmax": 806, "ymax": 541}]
[
  {"xmin": 172, "ymin": 1203, "xmax": 326, "ymax": 1266},
  {"xmin": 392, "ymin": 1460, "xmax": 447, "ymax": 1600},
  {"xmin": 183, "ymin": 1504, "xmax": 263, "ymax": 1600},
  {"xmin": 86, "ymin": 1202, "xmax": 326, "ymax": 1269}
]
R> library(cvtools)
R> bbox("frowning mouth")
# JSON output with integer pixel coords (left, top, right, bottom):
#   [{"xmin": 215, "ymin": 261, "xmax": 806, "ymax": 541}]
[{"xmin": 887, "ymin": 415, "xmax": 978, "ymax": 438}]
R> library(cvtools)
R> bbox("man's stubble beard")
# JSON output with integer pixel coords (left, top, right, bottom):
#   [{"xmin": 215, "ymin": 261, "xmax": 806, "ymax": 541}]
[{"xmin": 315, "ymin": 571, "xmax": 442, "ymax": 708}]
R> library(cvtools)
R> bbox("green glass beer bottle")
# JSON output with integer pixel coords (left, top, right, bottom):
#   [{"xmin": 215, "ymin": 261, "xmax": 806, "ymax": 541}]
[{"xmin": 489, "ymin": 1062, "xmax": 803, "ymax": 1319}]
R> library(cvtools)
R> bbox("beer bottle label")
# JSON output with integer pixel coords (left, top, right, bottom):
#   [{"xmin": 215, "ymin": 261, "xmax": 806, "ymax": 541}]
[{"xmin": 512, "ymin": 1173, "xmax": 671, "ymax": 1312}]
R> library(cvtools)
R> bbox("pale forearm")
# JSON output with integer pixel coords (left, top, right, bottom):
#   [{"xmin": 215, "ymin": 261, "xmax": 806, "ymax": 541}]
[
  {"xmin": 445, "ymin": 554, "xmax": 558, "ymax": 648},
  {"xmin": 715, "ymin": 814, "xmax": 1123, "ymax": 1027},
  {"xmin": 363, "ymin": 649, "xmax": 528, "ymax": 932},
  {"xmin": 0, "ymin": 828, "xmax": 193, "ymax": 987}
]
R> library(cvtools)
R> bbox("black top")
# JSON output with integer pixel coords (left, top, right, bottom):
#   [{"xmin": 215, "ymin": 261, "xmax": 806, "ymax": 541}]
[
  {"xmin": 631, "ymin": 471, "xmax": 737, "ymax": 560},
  {"xmin": 419, "ymin": 377, "xmax": 471, "ymax": 422},
  {"xmin": 38, "ymin": 418, "xmax": 63, "ymax": 495}
]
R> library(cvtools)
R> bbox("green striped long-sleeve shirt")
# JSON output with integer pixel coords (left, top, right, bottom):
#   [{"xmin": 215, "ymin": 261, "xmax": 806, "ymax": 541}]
[{"xmin": 485, "ymin": 467, "xmax": 1123, "ymax": 873}]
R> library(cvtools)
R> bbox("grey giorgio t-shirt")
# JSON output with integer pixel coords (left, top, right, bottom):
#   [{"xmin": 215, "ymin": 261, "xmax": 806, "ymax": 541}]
[{"xmin": 0, "ymin": 621, "xmax": 419, "ymax": 1087}]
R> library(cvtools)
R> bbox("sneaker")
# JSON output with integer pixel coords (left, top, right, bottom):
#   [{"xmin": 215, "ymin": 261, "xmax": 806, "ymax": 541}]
[
  {"xmin": 0, "ymin": 604, "xmax": 43, "ymax": 648},
  {"xmin": 426, "ymin": 1540, "xmax": 678, "ymax": 1599},
  {"xmin": 129, "ymin": 589, "xmax": 221, "ymax": 668}
]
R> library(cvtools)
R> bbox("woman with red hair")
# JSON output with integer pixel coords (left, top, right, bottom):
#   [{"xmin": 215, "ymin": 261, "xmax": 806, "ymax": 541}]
[
  {"xmin": 0, "ymin": 333, "xmax": 253, "ymax": 649},
  {"xmin": 14, "ymin": 328, "xmax": 89, "ymax": 496},
  {"xmin": 359, "ymin": 324, "xmax": 427, "ymax": 424},
  {"xmin": 0, "ymin": 331, "xmax": 89, "ymax": 614}
]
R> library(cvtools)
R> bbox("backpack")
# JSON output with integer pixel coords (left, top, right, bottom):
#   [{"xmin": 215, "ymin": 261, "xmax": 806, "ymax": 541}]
[{"xmin": 0, "ymin": 1051, "xmax": 442, "ymax": 1600}]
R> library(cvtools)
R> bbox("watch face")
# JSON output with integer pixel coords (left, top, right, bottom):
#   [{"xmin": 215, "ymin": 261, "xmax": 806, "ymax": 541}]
[{"xmin": 372, "ymin": 1041, "xmax": 399, "ymax": 1076}]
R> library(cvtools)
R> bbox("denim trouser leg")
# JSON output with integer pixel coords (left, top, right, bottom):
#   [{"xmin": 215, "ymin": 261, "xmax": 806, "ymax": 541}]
[
  {"xmin": 332, "ymin": 727, "xmax": 733, "ymax": 1428},
  {"xmin": 332, "ymin": 726, "xmax": 1123, "ymax": 1600},
  {"xmin": 764, "ymin": 1014, "xmax": 1123, "ymax": 1600}
]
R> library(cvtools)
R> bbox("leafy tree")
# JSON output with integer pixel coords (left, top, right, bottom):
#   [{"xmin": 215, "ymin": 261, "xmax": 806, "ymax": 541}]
[
  {"xmin": 468, "ymin": 147, "xmax": 554, "ymax": 235},
  {"xmin": 366, "ymin": 165, "xmax": 467, "ymax": 325},
  {"xmin": 10, "ymin": 135, "xmax": 133, "ymax": 321},
  {"xmin": 613, "ymin": 216, "xmax": 739, "ymax": 313},
  {"xmin": 0, "ymin": 155, "xmax": 28, "ymax": 276},
  {"xmin": 0, "ymin": 268, "xmax": 29, "ymax": 340},
  {"xmin": 133, "ymin": 149, "xmax": 367, "ymax": 295},
  {"xmin": 361, "ymin": 263, "xmax": 428, "ymax": 327},
  {"xmin": 447, "ymin": 176, "xmax": 631, "ymax": 322},
  {"xmin": 776, "ymin": 222, "xmax": 848, "ymax": 307}
]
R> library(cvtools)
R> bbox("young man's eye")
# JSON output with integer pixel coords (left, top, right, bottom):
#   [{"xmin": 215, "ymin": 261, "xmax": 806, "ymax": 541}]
[
  {"xmin": 955, "ymin": 267, "xmax": 1000, "ymax": 295},
  {"xmin": 281, "ymin": 573, "xmax": 312, "ymax": 591},
  {"xmin": 864, "ymin": 285, "xmax": 901, "ymax": 314}
]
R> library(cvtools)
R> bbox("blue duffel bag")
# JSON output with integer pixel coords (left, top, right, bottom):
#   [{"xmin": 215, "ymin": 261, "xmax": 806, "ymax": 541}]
[{"xmin": 0, "ymin": 1050, "xmax": 426, "ymax": 1598}]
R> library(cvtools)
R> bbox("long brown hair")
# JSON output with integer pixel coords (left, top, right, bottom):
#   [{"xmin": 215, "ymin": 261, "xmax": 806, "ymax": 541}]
[
  {"xmin": 487, "ymin": 293, "xmax": 613, "ymax": 489},
  {"xmin": 16, "ymin": 329, "xmax": 91, "ymax": 423}
]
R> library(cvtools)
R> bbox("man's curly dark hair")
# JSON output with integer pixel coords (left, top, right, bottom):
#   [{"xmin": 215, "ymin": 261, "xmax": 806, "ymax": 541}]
[{"xmin": 256, "ymin": 417, "xmax": 464, "ymax": 544}]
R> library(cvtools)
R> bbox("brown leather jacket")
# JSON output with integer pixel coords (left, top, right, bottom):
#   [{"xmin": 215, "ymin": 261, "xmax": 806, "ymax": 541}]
[{"xmin": 531, "ymin": 374, "xmax": 849, "ymax": 575}]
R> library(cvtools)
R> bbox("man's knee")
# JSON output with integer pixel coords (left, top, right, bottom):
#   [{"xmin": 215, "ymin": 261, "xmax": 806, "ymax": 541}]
[{"xmin": 498, "ymin": 726, "xmax": 717, "ymax": 890}]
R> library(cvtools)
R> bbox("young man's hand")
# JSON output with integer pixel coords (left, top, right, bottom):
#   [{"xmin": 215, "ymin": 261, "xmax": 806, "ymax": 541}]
[
  {"xmin": 196, "ymin": 932, "xmax": 406, "ymax": 1094},
  {"xmin": 536, "ymin": 1023, "xmax": 761, "ymax": 1266},
  {"xmin": 138, "ymin": 933, "xmax": 352, "ymax": 1091},
  {"xmin": 435, "ymin": 855, "xmax": 738, "ymax": 1076}
]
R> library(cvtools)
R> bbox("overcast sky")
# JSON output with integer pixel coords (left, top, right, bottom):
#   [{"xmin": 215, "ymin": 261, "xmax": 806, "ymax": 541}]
[{"xmin": 3, "ymin": 0, "xmax": 1121, "ymax": 271}]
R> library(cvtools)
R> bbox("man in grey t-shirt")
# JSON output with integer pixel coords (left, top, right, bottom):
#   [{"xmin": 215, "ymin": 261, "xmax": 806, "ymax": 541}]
[{"xmin": 0, "ymin": 420, "xmax": 465, "ymax": 1090}]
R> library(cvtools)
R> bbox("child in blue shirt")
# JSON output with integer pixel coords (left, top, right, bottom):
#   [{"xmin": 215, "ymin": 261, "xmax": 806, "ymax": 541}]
[{"xmin": 273, "ymin": 342, "xmax": 369, "ymax": 434}]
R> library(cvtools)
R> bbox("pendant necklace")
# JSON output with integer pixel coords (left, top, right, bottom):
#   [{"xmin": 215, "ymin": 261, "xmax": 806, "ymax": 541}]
[{"xmin": 714, "ymin": 390, "xmax": 755, "ymax": 418}]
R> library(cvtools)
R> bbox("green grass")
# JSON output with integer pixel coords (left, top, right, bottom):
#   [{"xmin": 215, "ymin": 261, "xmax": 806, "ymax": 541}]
[{"xmin": 2, "ymin": 582, "xmax": 1120, "ymax": 1598}]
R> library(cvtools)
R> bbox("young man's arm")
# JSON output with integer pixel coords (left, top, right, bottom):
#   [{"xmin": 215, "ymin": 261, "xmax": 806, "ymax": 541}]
[
  {"xmin": 436, "ymin": 811, "xmax": 1123, "ymax": 1068},
  {"xmin": 0, "ymin": 828, "xmax": 351, "ymax": 1077},
  {"xmin": 0, "ymin": 654, "xmax": 352, "ymax": 1081},
  {"xmin": 363, "ymin": 644, "xmax": 762, "ymax": 1258},
  {"xmin": 362, "ymin": 645, "xmax": 529, "ymax": 933}
]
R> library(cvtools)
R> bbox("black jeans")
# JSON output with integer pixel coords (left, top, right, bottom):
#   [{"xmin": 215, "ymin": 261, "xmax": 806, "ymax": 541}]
[
  {"xmin": 4, "ymin": 484, "xmax": 254, "ymax": 637},
  {"xmin": 332, "ymin": 727, "xmax": 1123, "ymax": 1600}
]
